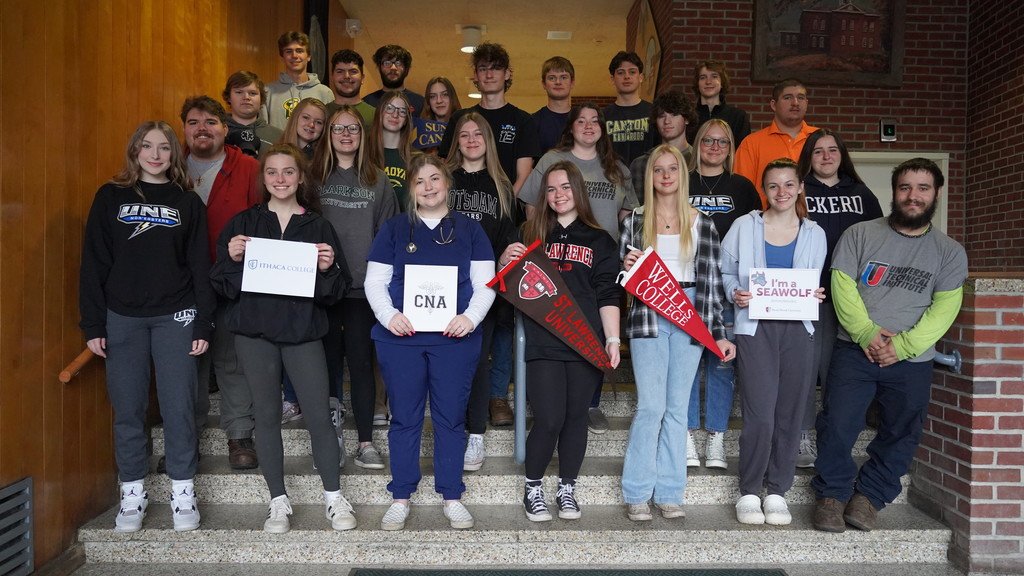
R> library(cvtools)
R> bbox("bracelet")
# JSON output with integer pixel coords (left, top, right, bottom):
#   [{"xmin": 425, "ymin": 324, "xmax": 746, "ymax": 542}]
[{"xmin": 606, "ymin": 336, "xmax": 621, "ymax": 345}]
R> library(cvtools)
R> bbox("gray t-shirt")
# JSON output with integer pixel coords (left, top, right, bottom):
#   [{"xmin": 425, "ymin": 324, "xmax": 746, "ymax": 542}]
[
  {"xmin": 831, "ymin": 217, "xmax": 968, "ymax": 362},
  {"xmin": 319, "ymin": 165, "xmax": 398, "ymax": 297},
  {"xmin": 519, "ymin": 149, "xmax": 637, "ymax": 239}
]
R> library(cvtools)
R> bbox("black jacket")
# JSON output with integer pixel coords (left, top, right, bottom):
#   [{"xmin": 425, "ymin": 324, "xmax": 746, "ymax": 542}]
[{"xmin": 210, "ymin": 204, "xmax": 351, "ymax": 344}]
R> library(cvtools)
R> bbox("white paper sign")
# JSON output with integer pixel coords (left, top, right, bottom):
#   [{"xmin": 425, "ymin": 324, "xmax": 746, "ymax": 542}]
[
  {"xmin": 403, "ymin": 265, "xmax": 458, "ymax": 332},
  {"xmin": 241, "ymin": 237, "xmax": 318, "ymax": 297},
  {"xmin": 748, "ymin": 268, "xmax": 820, "ymax": 321}
]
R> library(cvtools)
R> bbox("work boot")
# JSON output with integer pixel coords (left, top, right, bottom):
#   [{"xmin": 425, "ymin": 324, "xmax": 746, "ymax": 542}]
[
  {"xmin": 813, "ymin": 497, "xmax": 847, "ymax": 533},
  {"xmin": 227, "ymin": 438, "xmax": 258, "ymax": 470},
  {"xmin": 844, "ymin": 492, "xmax": 878, "ymax": 531}
]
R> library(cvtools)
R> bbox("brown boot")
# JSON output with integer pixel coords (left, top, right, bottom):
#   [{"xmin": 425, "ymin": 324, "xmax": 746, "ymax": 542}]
[
  {"xmin": 844, "ymin": 492, "xmax": 878, "ymax": 531},
  {"xmin": 489, "ymin": 398, "xmax": 514, "ymax": 426},
  {"xmin": 228, "ymin": 438, "xmax": 258, "ymax": 470},
  {"xmin": 813, "ymin": 498, "xmax": 847, "ymax": 533}
]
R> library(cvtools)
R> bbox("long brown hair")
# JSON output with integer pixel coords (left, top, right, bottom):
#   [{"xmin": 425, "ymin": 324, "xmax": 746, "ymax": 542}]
[
  {"xmin": 366, "ymin": 90, "xmax": 414, "ymax": 171},
  {"xmin": 259, "ymin": 144, "xmax": 322, "ymax": 214},
  {"xmin": 762, "ymin": 158, "xmax": 808, "ymax": 219},
  {"xmin": 111, "ymin": 121, "xmax": 190, "ymax": 198},
  {"xmin": 421, "ymin": 77, "xmax": 462, "ymax": 121},
  {"xmin": 444, "ymin": 112, "xmax": 514, "ymax": 219},
  {"xmin": 312, "ymin": 106, "xmax": 379, "ymax": 187},
  {"xmin": 555, "ymin": 103, "xmax": 623, "ymax": 185},
  {"xmin": 278, "ymin": 98, "xmax": 327, "ymax": 149},
  {"xmin": 522, "ymin": 161, "xmax": 602, "ymax": 245}
]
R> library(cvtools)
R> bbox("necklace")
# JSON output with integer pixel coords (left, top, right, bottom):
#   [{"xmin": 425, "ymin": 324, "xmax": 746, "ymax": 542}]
[
  {"xmin": 889, "ymin": 220, "xmax": 932, "ymax": 238},
  {"xmin": 656, "ymin": 212, "xmax": 679, "ymax": 230},
  {"xmin": 698, "ymin": 172, "xmax": 724, "ymax": 195}
]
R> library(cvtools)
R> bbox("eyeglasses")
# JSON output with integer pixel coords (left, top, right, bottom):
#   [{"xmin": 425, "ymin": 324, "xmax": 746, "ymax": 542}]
[
  {"xmin": 700, "ymin": 137, "xmax": 731, "ymax": 148},
  {"xmin": 381, "ymin": 60, "xmax": 405, "ymax": 69},
  {"xmin": 475, "ymin": 64, "xmax": 507, "ymax": 74},
  {"xmin": 383, "ymin": 104, "xmax": 408, "ymax": 118},
  {"xmin": 330, "ymin": 123, "xmax": 361, "ymax": 135}
]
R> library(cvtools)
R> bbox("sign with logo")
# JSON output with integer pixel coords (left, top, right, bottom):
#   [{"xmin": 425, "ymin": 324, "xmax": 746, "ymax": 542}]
[
  {"xmin": 617, "ymin": 246, "xmax": 724, "ymax": 359},
  {"xmin": 748, "ymin": 268, "xmax": 820, "ymax": 321},
  {"xmin": 403, "ymin": 265, "xmax": 457, "ymax": 332},
  {"xmin": 487, "ymin": 240, "xmax": 613, "ymax": 373},
  {"xmin": 241, "ymin": 237, "xmax": 318, "ymax": 297}
]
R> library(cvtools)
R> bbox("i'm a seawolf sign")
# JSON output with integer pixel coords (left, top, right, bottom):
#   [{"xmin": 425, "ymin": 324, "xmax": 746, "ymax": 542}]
[
  {"xmin": 487, "ymin": 239, "xmax": 613, "ymax": 374},
  {"xmin": 617, "ymin": 246, "xmax": 724, "ymax": 359}
]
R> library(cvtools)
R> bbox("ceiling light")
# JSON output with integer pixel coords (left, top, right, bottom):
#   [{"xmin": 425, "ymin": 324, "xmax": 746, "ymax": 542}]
[
  {"xmin": 546, "ymin": 31, "xmax": 572, "ymax": 41},
  {"xmin": 468, "ymin": 92, "xmax": 481, "ymax": 99},
  {"xmin": 460, "ymin": 25, "xmax": 484, "ymax": 53}
]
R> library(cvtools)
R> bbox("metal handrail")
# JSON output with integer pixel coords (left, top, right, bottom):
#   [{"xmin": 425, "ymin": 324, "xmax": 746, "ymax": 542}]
[
  {"xmin": 59, "ymin": 348, "xmax": 95, "ymax": 383},
  {"xmin": 513, "ymin": 311, "xmax": 527, "ymax": 465}
]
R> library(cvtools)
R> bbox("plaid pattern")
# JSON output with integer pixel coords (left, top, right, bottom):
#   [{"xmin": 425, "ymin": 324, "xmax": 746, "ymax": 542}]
[{"xmin": 619, "ymin": 207, "xmax": 728, "ymax": 341}]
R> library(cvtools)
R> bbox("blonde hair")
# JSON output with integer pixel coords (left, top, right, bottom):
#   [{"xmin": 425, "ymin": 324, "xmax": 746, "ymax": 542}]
[
  {"xmin": 444, "ymin": 112, "xmax": 514, "ymax": 220},
  {"xmin": 312, "ymin": 106, "xmax": 379, "ymax": 187},
  {"xmin": 279, "ymin": 98, "xmax": 327, "ymax": 148},
  {"xmin": 692, "ymin": 118, "xmax": 736, "ymax": 174},
  {"xmin": 642, "ymin": 144, "xmax": 693, "ymax": 262}
]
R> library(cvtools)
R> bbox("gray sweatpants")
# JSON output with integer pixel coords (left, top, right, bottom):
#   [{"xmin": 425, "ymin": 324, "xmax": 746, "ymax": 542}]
[
  {"xmin": 234, "ymin": 335, "xmax": 340, "ymax": 498},
  {"xmin": 736, "ymin": 320, "xmax": 816, "ymax": 497},
  {"xmin": 195, "ymin": 305, "xmax": 254, "ymax": 439},
  {"xmin": 105, "ymin": 310, "xmax": 198, "ymax": 482}
]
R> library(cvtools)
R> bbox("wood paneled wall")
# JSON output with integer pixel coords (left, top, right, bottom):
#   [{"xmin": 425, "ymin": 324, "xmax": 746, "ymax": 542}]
[{"xmin": 0, "ymin": 0, "xmax": 300, "ymax": 568}]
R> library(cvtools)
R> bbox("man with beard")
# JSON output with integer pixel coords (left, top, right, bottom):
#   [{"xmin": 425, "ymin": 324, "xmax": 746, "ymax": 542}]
[
  {"xmin": 181, "ymin": 95, "xmax": 261, "ymax": 471},
  {"xmin": 325, "ymin": 49, "xmax": 376, "ymax": 125},
  {"xmin": 264, "ymin": 31, "xmax": 334, "ymax": 131},
  {"xmin": 223, "ymin": 71, "xmax": 283, "ymax": 158},
  {"xmin": 734, "ymin": 78, "xmax": 817, "ymax": 209},
  {"xmin": 810, "ymin": 158, "xmax": 967, "ymax": 534},
  {"xmin": 363, "ymin": 45, "xmax": 425, "ymax": 116}
]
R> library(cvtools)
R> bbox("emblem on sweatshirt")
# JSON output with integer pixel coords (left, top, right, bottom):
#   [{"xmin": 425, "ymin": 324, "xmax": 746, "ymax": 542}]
[
  {"xmin": 118, "ymin": 204, "xmax": 181, "ymax": 239},
  {"xmin": 283, "ymin": 97, "xmax": 300, "ymax": 119},
  {"xmin": 174, "ymin": 309, "xmax": 196, "ymax": 327}
]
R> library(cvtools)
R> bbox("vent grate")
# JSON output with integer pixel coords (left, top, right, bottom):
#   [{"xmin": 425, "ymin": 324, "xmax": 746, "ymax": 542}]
[{"xmin": 0, "ymin": 477, "xmax": 32, "ymax": 576}]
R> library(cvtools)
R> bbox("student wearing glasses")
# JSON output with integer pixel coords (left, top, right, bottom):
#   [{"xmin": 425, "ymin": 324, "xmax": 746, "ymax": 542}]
[
  {"xmin": 314, "ymin": 105, "xmax": 399, "ymax": 470},
  {"xmin": 367, "ymin": 90, "xmax": 416, "ymax": 209},
  {"xmin": 364, "ymin": 45, "xmax": 425, "ymax": 116},
  {"xmin": 365, "ymin": 154, "xmax": 496, "ymax": 531},
  {"xmin": 685, "ymin": 119, "xmax": 759, "ymax": 469}
]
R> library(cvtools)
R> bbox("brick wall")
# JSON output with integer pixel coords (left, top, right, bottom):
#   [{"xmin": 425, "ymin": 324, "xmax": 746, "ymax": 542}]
[
  {"xmin": 910, "ymin": 279, "xmax": 1024, "ymax": 574},
  {"xmin": 628, "ymin": 0, "xmax": 968, "ymax": 247},
  {"xmin": 965, "ymin": 2, "xmax": 1024, "ymax": 271}
]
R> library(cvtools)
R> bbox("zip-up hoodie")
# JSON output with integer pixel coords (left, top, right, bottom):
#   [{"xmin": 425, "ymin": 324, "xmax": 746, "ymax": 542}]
[
  {"xmin": 225, "ymin": 117, "xmax": 284, "ymax": 159},
  {"xmin": 264, "ymin": 72, "xmax": 334, "ymax": 131},
  {"xmin": 719, "ymin": 210, "xmax": 826, "ymax": 336},
  {"xmin": 209, "ymin": 204, "xmax": 352, "ymax": 344}
]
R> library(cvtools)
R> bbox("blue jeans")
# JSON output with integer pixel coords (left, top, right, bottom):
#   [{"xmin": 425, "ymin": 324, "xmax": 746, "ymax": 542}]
[
  {"xmin": 811, "ymin": 341, "xmax": 933, "ymax": 509},
  {"xmin": 688, "ymin": 307, "xmax": 735, "ymax": 432},
  {"xmin": 488, "ymin": 314, "xmax": 513, "ymax": 399},
  {"xmin": 622, "ymin": 291, "xmax": 704, "ymax": 505}
]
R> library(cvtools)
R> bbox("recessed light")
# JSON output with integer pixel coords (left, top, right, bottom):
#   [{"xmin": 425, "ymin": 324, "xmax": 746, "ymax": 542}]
[
  {"xmin": 468, "ymin": 92, "xmax": 482, "ymax": 99},
  {"xmin": 547, "ymin": 31, "xmax": 572, "ymax": 41}
]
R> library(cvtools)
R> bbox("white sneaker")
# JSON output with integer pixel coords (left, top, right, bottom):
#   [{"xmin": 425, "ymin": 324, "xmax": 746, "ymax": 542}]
[
  {"xmin": 796, "ymin": 430, "xmax": 817, "ymax": 468},
  {"xmin": 354, "ymin": 444, "xmax": 385, "ymax": 470},
  {"xmin": 463, "ymin": 434, "xmax": 485, "ymax": 471},
  {"xmin": 443, "ymin": 500, "xmax": 474, "ymax": 529},
  {"xmin": 736, "ymin": 494, "xmax": 765, "ymax": 524},
  {"xmin": 372, "ymin": 412, "xmax": 390, "ymax": 426},
  {"xmin": 325, "ymin": 492, "xmax": 357, "ymax": 531},
  {"xmin": 114, "ymin": 482, "xmax": 148, "ymax": 532},
  {"xmin": 170, "ymin": 482, "xmax": 201, "ymax": 531},
  {"xmin": 763, "ymin": 494, "xmax": 792, "ymax": 525},
  {"xmin": 705, "ymin": 431, "xmax": 727, "ymax": 469},
  {"xmin": 686, "ymin": 431, "xmax": 700, "ymax": 467},
  {"xmin": 381, "ymin": 501, "xmax": 409, "ymax": 531},
  {"xmin": 264, "ymin": 495, "xmax": 292, "ymax": 533},
  {"xmin": 627, "ymin": 503, "xmax": 652, "ymax": 521},
  {"xmin": 281, "ymin": 400, "xmax": 302, "ymax": 424}
]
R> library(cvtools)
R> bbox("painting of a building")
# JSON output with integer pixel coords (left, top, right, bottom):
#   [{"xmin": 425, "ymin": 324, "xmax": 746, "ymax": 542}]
[{"xmin": 795, "ymin": 1, "xmax": 883, "ymax": 55}]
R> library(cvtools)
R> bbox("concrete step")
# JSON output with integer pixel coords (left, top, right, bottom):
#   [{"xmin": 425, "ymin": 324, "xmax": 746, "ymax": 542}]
[
  {"xmin": 154, "ymin": 415, "xmax": 868, "ymax": 459},
  {"xmin": 73, "ymin": 564, "xmax": 965, "ymax": 576},
  {"xmin": 141, "ymin": 455, "xmax": 909, "ymax": 506},
  {"xmin": 78, "ymin": 502, "xmax": 950, "ymax": 566}
]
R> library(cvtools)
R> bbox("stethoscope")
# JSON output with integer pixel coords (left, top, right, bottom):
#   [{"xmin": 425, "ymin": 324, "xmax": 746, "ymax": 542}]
[{"xmin": 406, "ymin": 212, "xmax": 455, "ymax": 254}]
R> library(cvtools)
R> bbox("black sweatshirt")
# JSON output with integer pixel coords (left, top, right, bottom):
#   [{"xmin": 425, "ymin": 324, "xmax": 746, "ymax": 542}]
[
  {"xmin": 450, "ymin": 167, "xmax": 517, "ymax": 261},
  {"xmin": 209, "ymin": 204, "xmax": 351, "ymax": 344},
  {"xmin": 79, "ymin": 181, "xmax": 215, "ymax": 341},
  {"xmin": 524, "ymin": 219, "xmax": 622, "ymax": 362}
]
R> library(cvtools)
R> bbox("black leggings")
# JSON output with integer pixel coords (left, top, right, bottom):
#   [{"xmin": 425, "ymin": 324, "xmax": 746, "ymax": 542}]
[
  {"xmin": 324, "ymin": 298, "xmax": 377, "ymax": 443},
  {"xmin": 465, "ymin": 311, "xmax": 497, "ymax": 434},
  {"xmin": 524, "ymin": 359, "xmax": 603, "ymax": 480}
]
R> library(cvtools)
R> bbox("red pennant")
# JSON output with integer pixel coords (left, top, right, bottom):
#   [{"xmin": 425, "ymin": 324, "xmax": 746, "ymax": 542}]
[
  {"xmin": 487, "ymin": 240, "xmax": 614, "ymax": 373},
  {"xmin": 618, "ymin": 246, "xmax": 724, "ymax": 359}
]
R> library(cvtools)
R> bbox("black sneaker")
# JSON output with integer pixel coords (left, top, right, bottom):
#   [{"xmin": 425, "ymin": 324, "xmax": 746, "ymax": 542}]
[
  {"xmin": 557, "ymin": 480, "xmax": 581, "ymax": 520},
  {"xmin": 523, "ymin": 482, "xmax": 552, "ymax": 522}
]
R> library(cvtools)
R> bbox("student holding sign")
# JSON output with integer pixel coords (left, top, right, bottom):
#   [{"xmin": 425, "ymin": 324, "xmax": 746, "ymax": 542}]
[
  {"xmin": 209, "ymin": 144, "xmax": 355, "ymax": 534},
  {"xmin": 80, "ymin": 121, "xmax": 214, "ymax": 533},
  {"xmin": 501, "ymin": 161, "xmax": 622, "ymax": 523},
  {"xmin": 719, "ymin": 158, "xmax": 826, "ymax": 526},
  {"xmin": 619, "ymin": 144, "xmax": 736, "ymax": 522},
  {"xmin": 364, "ymin": 154, "xmax": 496, "ymax": 531}
]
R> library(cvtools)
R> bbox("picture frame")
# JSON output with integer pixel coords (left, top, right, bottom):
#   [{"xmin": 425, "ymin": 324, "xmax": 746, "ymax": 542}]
[{"xmin": 752, "ymin": 0, "xmax": 906, "ymax": 87}]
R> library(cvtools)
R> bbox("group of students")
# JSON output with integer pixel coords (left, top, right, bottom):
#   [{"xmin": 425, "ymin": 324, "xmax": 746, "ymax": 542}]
[{"xmin": 81, "ymin": 32, "xmax": 889, "ymax": 535}]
